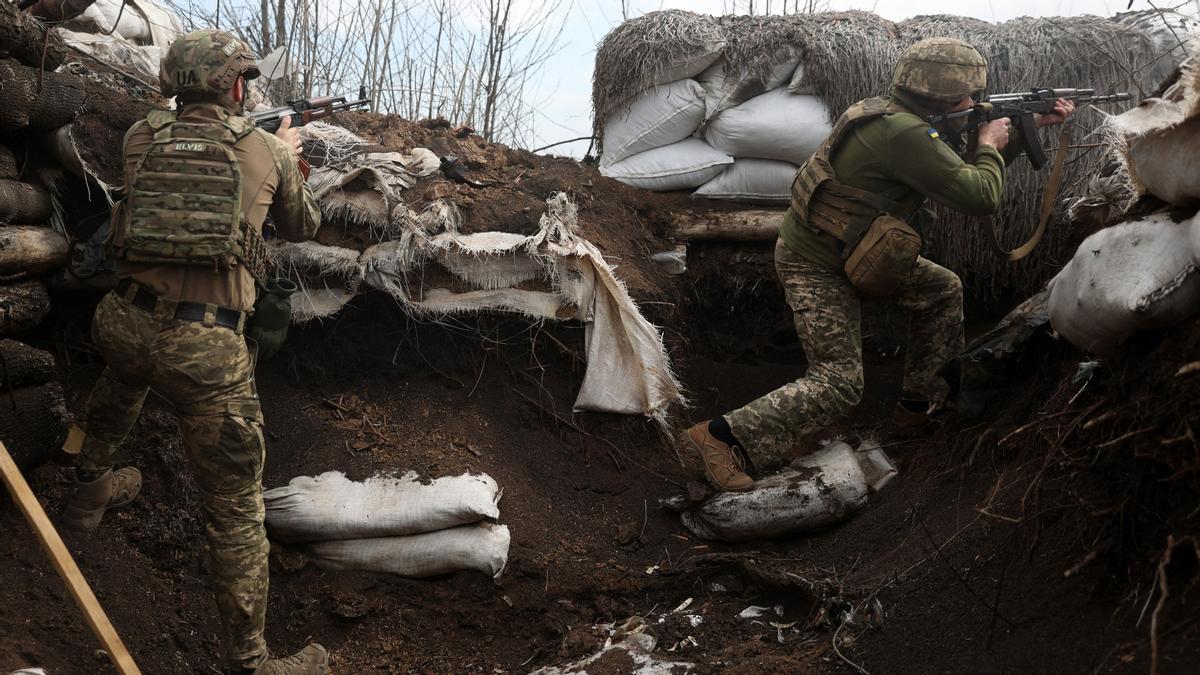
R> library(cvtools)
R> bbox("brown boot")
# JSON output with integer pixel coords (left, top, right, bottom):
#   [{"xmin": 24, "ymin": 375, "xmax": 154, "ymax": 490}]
[
  {"xmin": 892, "ymin": 400, "xmax": 947, "ymax": 437},
  {"xmin": 685, "ymin": 422, "xmax": 753, "ymax": 492},
  {"xmin": 62, "ymin": 468, "xmax": 142, "ymax": 531},
  {"xmin": 252, "ymin": 644, "xmax": 329, "ymax": 674}
]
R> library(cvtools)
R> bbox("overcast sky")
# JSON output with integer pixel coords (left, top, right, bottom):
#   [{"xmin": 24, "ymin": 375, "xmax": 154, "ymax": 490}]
[{"xmin": 529, "ymin": 0, "xmax": 1157, "ymax": 158}]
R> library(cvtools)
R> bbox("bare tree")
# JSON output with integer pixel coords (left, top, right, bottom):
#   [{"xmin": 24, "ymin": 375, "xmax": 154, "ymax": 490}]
[{"xmin": 163, "ymin": 0, "xmax": 569, "ymax": 146}]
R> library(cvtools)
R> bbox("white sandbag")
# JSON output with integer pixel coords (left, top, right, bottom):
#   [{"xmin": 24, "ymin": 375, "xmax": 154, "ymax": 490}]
[
  {"xmin": 599, "ymin": 139, "xmax": 732, "ymax": 192},
  {"xmin": 703, "ymin": 89, "xmax": 831, "ymax": 165},
  {"xmin": 56, "ymin": 29, "xmax": 163, "ymax": 83},
  {"xmin": 81, "ymin": 0, "xmax": 183, "ymax": 47},
  {"xmin": 696, "ymin": 48, "xmax": 802, "ymax": 118},
  {"xmin": 644, "ymin": 39, "xmax": 725, "ymax": 91},
  {"xmin": 1126, "ymin": 115, "xmax": 1200, "ymax": 206},
  {"xmin": 309, "ymin": 523, "xmax": 511, "ymax": 579},
  {"xmin": 662, "ymin": 441, "xmax": 898, "ymax": 543},
  {"xmin": 264, "ymin": 470, "xmax": 501, "ymax": 543},
  {"xmin": 1047, "ymin": 211, "xmax": 1200, "ymax": 355},
  {"xmin": 694, "ymin": 158, "xmax": 796, "ymax": 204},
  {"xmin": 601, "ymin": 79, "xmax": 706, "ymax": 166}
]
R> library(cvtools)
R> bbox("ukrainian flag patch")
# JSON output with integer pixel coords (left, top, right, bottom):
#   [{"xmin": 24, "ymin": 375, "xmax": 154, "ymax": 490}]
[{"xmin": 926, "ymin": 128, "xmax": 940, "ymax": 140}]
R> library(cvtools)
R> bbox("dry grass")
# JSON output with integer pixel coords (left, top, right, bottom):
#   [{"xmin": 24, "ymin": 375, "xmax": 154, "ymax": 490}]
[{"xmin": 591, "ymin": 10, "xmax": 724, "ymax": 139}]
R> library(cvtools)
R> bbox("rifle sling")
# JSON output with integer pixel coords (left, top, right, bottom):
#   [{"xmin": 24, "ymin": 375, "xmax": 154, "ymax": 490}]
[{"xmin": 991, "ymin": 125, "xmax": 1070, "ymax": 262}]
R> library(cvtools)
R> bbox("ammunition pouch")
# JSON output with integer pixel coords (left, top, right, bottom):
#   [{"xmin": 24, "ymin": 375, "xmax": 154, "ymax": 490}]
[{"xmin": 843, "ymin": 214, "xmax": 923, "ymax": 297}]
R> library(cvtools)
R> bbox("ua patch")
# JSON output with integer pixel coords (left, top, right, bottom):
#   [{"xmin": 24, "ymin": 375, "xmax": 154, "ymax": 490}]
[{"xmin": 926, "ymin": 128, "xmax": 940, "ymax": 141}]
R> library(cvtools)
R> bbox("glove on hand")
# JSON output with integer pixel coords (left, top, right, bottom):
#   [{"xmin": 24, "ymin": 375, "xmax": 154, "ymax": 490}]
[{"xmin": 247, "ymin": 278, "xmax": 298, "ymax": 362}]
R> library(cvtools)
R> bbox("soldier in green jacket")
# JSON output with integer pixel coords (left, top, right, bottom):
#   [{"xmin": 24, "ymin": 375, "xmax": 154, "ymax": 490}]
[{"xmin": 686, "ymin": 37, "xmax": 1075, "ymax": 492}]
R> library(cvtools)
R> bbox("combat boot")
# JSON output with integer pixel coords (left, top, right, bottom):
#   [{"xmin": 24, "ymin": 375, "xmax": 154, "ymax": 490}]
[
  {"xmin": 252, "ymin": 644, "xmax": 330, "ymax": 674},
  {"xmin": 62, "ymin": 468, "xmax": 142, "ymax": 531},
  {"xmin": 892, "ymin": 400, "xmax": 947, "ymax": 437},
  {"xmin": 685, "ymin": 422, "xmax": 753, "ymax": 492}
]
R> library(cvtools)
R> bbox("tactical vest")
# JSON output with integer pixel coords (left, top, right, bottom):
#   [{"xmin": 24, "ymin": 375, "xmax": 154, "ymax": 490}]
[
  {"xmin": 117, "ymin": 110, "xmax": 271, "ymax": 282},
  {"xmin": 789, "ymin": 97, "xmax": 927, "ymax": 296},
  {"xmin": 789, "ymin": 97, "xmax": 924, "ymax": 249}
]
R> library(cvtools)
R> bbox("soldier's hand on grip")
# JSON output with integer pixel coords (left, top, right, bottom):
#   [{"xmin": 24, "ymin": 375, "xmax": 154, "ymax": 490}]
[
  {"xmin": 274, "ymin": 115, "xmax": 303, "ymax": 158},
  {"xmin": 977, "ymin": 117, "xmax": 1011, "ymax": 152}
]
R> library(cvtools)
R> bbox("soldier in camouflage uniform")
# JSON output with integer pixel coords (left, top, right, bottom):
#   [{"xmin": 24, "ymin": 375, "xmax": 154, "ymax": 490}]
[
  {"xmin": 686, "ymin": 38, "xmax": 1075, "ymax": 492},
  {"xmin": 60, "ymin": 30, "xmax": 327, "ymax": 673}
]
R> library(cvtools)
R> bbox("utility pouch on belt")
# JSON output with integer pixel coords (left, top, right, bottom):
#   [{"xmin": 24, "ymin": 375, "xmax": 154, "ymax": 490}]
[
  {"xmin": 788, "ymin": 96, "xmax": 925, "ymax": 297},
  {"xmin": 842, "ymin": 213, "xmax": 923, "ymax": 297},
  {"xmin": 246, "ymin": 277, "xmax": 298, "ymax": 361}
]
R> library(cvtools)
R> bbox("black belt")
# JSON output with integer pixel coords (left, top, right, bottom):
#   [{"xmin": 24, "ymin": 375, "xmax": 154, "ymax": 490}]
[{"xmin": 115, "ymin": 279, "xmax": 245, "ymax": 331}]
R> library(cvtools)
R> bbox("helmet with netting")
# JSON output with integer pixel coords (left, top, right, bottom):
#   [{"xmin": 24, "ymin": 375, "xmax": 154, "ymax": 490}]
[
  {"xmin": 892, "ymin": 37, "xmax": 988, "ymax": 103},
  {"xmin": 160, "ymin": 29, "xmax": 261, "ymax": 99}
]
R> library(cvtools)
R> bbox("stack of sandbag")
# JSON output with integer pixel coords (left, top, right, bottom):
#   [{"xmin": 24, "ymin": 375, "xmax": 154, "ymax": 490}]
[
  {"xmin": 594, "ymin": 11, "xmax": 835, "ymax": 203},
  {"xmin": 264, "ymin": 471, "xmax": 511, "ymax": 579},
  {"xmin": 0, "ymin": 61, "xmax": 75, "ymax": 333},
  {"xmin": 1049, "ymin": 51, "xmax": 1200, "ymax": 354},
  {"xmin": 662, "ymin": 440, "xmax": 897, "ymax": 542}
]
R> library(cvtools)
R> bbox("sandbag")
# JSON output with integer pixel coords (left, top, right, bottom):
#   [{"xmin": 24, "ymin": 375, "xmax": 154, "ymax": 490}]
[
  {"xmin": 696, "ymin": 48, "xmax": 801, "ymax": 118},
  {"xmin": 0, "ymin": 226, "xmax": 69, "ymax": 276},
  {"xmin": 662, "ymin": 441, "xmax": 898, "ymax": 543},
  {"xmin": 1126, "ymin": 115, "xmax": 1200, "ymax": 206},
  {"xmin": 0, "ymin": 180, "xmax": 53, "ymax": 224},
  {"xmin": 80, "ymin": 0, "xmax": 183, "ymax": 47},
  {"xmin": 0, "ymin": 279, "xmax": 50, "ymax": 334},
  {"xmin": 0, "ymin": 339, "xmax": 57, "ymax": 387},
  {"xmin": 308, "ymin": 523, "xmax": 511, "ymax": 579},
  {"xmin": 1048, "ymin": 211, "xmax": 1200, "ymax": 355},
  {"xmin": 599, "ymin": 139, "xmax": 732, "ymax": 192},
  {"xmin": 0, "ymin": 60, "xmax": 89, "ymax": 132},
  {"xmin": 601, "ymin": 79, "xmax": 706, "ymax": 166},
  {"xmin": 0, "ymin": 382, "xmax": 69, "ymax": 471},
  {"xmin": 264, "ymin": 470, "xmax": 502, "ymax": 543},
  {"xmin": 703, "ymin": 89, "xmax": 831, "ymax": 164},
  {"xmin": 0, "ymin": 0, "xmax": 68, "ymax": 70},
  {"xmin": 56, "ymin": 29, "xmax": 164, "ymax": 84},
  {"xmin": 693, "ymin": 158, "xmax": 796, "ymax": 203}
]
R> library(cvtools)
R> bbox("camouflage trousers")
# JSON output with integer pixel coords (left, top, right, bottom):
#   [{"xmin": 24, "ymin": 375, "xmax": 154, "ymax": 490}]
[
  {"xmin": 726, "ymin": 241, "xmax": 964, "ymax": 468},
  {"xmin": 78, "ymin": 290, "xmax": 269, "ymax": 670}
]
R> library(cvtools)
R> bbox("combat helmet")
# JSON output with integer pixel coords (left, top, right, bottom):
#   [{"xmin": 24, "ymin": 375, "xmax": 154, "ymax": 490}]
[
  {"xmin": 160, "ymin": 29, "xmax": 260, "ymax": 101},
  {"xmin": 892, "ymin": 37, "xmax": 987, "ymax": 103}
]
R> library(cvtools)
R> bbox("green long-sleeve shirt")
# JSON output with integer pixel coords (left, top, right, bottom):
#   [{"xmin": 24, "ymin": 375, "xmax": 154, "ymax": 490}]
[{"xmin": 780, "ymin": 93, "xmax": 1019, "ymax": 270}]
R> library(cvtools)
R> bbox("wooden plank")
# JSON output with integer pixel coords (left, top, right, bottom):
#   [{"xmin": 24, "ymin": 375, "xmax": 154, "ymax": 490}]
[
  {"xmin": 669, "ymin": 210, "xmax": 783, "ymax": 242},
  {"xmin": 0, "ymin": 441, "xmax": 142, "ymax": 675}
]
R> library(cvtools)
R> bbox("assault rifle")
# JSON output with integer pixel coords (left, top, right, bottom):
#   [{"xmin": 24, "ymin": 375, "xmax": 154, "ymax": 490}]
[
  {"xmin": 251, "ymin": 91, "xmax": 371, "ymax": 132},
  {"xmin": 928, "ymin": 88, "xmax": 1131, "ymax": 169}
]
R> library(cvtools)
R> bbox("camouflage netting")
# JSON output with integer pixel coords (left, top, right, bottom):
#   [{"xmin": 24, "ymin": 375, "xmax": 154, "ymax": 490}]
[{"xmin": 591, "ymin": 10, "xmax": 1191, "ymax": 303}]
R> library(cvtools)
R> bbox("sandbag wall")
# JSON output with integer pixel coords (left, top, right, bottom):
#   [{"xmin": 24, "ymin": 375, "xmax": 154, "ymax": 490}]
[
  {"xmin": 592, "ymin": 9, "xmax": 1191, "ymax": 302},
  {"xmin": 0, "ymin": 0, "xmax": 168, "ymax": 469},
  {"xmin": 1049, "ymin": 48, "xmax": 1200, "ymax": 355}
]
